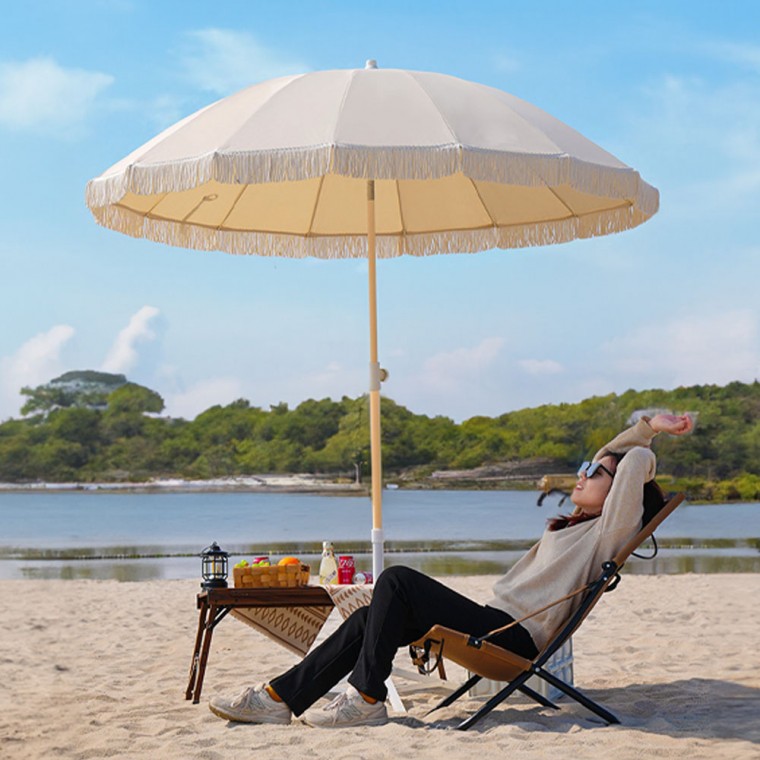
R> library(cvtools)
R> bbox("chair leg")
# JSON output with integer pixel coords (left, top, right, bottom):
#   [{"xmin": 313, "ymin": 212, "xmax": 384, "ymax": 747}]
[
  {"xmin": 535, "ymin": 668, "xmax": 620, "ymax": 725},
  {"xmin": 517, "ymin": 683, "xmax": 559, "ymax": 710},
  {"xmin": 455, "ymin": 671, "xmax": 533, "ymax": 730},
  {"xmin": 426, "ymin": 673, "xmax": 481, "ymax": 716}
]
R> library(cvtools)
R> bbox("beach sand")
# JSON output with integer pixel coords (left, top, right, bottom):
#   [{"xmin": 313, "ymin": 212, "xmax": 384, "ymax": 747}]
[{"xmin": 1, "ymin": 574, "xmax": 757, "ymax": 759}]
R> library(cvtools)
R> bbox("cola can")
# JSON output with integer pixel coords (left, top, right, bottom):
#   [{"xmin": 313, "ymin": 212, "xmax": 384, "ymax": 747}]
[{"xmin": 338, "ymin": 555, "xmax": 355, "ymax": 584}]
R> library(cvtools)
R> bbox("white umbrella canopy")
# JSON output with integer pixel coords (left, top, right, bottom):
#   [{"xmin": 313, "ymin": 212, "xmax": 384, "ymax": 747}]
[{"xmin": 86, "ymin": 62, "xmax": 659, "ymax": 577}]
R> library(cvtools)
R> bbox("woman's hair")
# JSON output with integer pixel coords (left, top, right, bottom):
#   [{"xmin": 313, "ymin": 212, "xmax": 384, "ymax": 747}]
[
  {"xmin": 642, "ymin": 479, "xmax": 667, "ymax": 525},
  {"xmin": 548, "ymin": 451, "xmax": 666, "ymax": 531},
  {"xmin": 546, "ymin": 511, "xmax": 596, "ymax": 531}
]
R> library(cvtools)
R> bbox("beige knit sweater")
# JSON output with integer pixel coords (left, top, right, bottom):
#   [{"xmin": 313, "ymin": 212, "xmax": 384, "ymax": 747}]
[{"xmin": 486, "ymin": 419, "xmax": 658, "ymax": 651}]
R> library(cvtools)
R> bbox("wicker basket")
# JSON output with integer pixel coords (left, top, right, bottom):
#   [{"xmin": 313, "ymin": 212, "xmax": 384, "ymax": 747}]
[{"xmin": 233, "ymin": 563, "xmax": 311, "ymax": 589}]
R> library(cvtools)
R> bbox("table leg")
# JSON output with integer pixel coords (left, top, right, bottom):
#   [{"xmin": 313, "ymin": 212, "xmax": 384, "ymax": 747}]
[
  {"xmin": 192, "ymin": 603, "xmax": 218, "ymax": 704},
  {"xmin": 186, "ymin": 598, "xmax": 209, "ymax": 700}
]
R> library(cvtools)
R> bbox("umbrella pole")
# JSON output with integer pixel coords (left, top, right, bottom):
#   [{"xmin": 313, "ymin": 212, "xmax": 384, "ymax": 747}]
[{"xmin": 367, "ymin": 179, "xmax": 384, "ymax": 579}]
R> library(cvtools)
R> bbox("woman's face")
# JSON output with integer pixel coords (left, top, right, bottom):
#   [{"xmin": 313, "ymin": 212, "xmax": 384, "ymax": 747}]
[{"xmin": 570, "ymin": 455, "xmax": 617, "ymax": 515}]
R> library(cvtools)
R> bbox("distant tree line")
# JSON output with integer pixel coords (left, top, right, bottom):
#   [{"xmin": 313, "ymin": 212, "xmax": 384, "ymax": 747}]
[{"xmin": 2, "ymin": 373, "xmax": 760, "ymax": 500}]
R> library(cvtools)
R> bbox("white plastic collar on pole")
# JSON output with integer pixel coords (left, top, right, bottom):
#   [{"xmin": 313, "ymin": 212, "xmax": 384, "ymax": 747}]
[
  {"xmin": 372, "ymin": 528, "xmax": 384, "ymax": 578},
  {"xmin": 369, "ymin": 361, "xmax": 382, "ymax": 391}
]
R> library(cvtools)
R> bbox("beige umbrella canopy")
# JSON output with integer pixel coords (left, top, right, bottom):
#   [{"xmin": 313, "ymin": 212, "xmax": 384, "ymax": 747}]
[{"xmin": 86, "ymin": 61, "xmax": 658, "ymax": 577}]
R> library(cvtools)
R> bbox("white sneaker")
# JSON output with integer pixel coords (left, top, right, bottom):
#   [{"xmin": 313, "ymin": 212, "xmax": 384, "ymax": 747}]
[
  {"xmin": 302, "ymin": 685, "xmax": 388, "ymax": 728},
  {"xmin": 209, "ymin": 684, "xmax": 292, "ymax": 724}
]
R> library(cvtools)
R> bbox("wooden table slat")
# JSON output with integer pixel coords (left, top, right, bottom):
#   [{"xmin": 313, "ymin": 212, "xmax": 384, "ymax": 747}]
[{"xmin": 197, "ymin": 585, "xmax": 333, "ymax": 608}]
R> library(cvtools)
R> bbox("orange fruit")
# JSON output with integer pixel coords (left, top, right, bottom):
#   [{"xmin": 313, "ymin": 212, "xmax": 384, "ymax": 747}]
[{"xmin": 278, "ymin": 556, "xmax": 301, "ymax": 566}]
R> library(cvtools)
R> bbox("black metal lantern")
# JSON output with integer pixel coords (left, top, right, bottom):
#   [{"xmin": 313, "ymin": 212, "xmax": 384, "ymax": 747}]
[{"xmin": 200, "ymin": 542, "xmax": 228, "ymax": 589}]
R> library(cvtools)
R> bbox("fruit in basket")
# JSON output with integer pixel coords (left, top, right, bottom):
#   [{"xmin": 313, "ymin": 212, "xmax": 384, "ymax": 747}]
[
  {"xmin": 278, "ymin": 556, "xmax": 301, "ymax": 566},
  {"xmin": 252, "ymin": 558, "xmax": 270, "ymax": 566},
  {"xmin": 234, "ymin": 560, "xmax": 249, "ymax": 568}
]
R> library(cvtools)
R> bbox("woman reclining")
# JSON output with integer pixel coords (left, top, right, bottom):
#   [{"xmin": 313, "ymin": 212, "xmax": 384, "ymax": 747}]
[{"xmin": 209, "ymin": 412, "xmax": 693, "ymax": 728}]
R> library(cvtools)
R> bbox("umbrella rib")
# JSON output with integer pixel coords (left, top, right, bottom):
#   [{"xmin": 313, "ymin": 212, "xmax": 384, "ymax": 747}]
[
  {"xmin": 467, "ymin": 178, "xmax": 497, "ymax": 229},
  {"xmin": 394, "ymin": 179, "xmax": 407, "ymax": 238},
  {"xmin": 541, "ymin": 186, "xmax": 633, "ymax": 221},
  {"xmin": 178, "ymin": 194, "xmax": 217, "ymax": 223},
  {"xmin": 215, "ymin": 72, "xmax": 311, "ymax": 154},
  {"xmin": 405, "ymin": 70, "xmax": 458, "ymax": 144},
  {"xmin": 306, "ymin": 175, "xmax": 326, "ymax": 237},
  {"xmin": 215, "ymin": 184, "xmax": 249, "ymax": 230},
  {"xmin": 115, "ymin": 193, "xmax": 168, "ymax": 218},
  {"xmin": 516, "ymin": 160, "xmax": 586, "ymax": 221},
  {"xmin": 544, "ymin": 184, "xmax": 580, "ymax": 220}
]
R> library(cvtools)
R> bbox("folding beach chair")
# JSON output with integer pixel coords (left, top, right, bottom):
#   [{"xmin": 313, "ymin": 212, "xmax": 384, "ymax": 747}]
[{"xmin": 410, "ymin": 492, "xmax": 685, "ymax": 730}]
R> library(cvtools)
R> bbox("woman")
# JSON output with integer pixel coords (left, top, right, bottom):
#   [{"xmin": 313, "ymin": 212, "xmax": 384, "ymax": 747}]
[{"xmin": 209, "ymin": 413, "xmax": 692, "ymax": 728}]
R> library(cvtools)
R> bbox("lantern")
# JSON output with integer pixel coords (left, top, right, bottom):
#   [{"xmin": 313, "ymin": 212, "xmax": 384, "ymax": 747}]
[{"xmin": 200, "ymin": 542, "xmax": 228, "ymax": 589}]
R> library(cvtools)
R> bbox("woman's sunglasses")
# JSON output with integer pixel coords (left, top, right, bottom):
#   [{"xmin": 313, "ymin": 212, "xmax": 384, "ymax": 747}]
[{"xmin": 577, "ymin": 461, "xmax": 615, "ymax": 480}]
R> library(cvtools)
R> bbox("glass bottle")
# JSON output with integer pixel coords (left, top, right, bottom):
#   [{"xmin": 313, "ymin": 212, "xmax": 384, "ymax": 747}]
[{"xmin": 318, "ymin": 541, "xmax": 339, "ymax": 585}]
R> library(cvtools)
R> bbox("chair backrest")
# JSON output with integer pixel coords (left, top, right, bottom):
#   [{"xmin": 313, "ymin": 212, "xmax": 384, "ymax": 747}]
[
  {"xmin": 539, "ymin": 492, "xmax": 685, "ymax": 659},
  {"xmin": 414, "ymin": 492, "xmax": 686, "ymax": 681}
]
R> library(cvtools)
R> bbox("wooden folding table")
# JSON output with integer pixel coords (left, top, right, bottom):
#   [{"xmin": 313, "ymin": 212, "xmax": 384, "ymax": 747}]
[
  {"xmin": 186, "ymin": 584, "xmax": 375, "ymax": 704},
  {"xmin": 185, "ymin": 586, "xmax": 335, "ymax": 704}
]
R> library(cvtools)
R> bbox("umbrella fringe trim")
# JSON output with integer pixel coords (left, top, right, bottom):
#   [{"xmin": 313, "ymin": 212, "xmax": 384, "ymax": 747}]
[
  {"xmin": 85, "ymin": 146, "xmax": 657, "ymax": 216},
  {"xmin": 89, "ymin": 202, "xmax": 654, "ymax": 259}
]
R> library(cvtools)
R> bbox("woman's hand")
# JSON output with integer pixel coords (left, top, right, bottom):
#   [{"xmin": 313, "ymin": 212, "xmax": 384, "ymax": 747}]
[{"xmin": 648, "ymin": 413, "xmax": 694, "ymax": 436}]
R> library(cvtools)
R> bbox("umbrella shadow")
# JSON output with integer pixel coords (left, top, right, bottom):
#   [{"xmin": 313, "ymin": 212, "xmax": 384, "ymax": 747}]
[
  {"xmin": 604, "ymin": 678, "xmax": 760, "ymax": 743},
  {"xmin": 410, "ymin": 678, "xmax": 760, "ymax": 742}
]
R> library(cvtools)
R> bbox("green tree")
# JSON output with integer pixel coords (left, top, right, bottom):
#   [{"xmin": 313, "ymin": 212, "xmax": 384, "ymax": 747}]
[
  {"xmin": 107, "ymin": 383, "xmax": 165, "ymax": 414},
  {"xmin": 20, "ymin": 385, "xmax": 76, "ymax": 415},
  {"xmin": 20, "ymin": 370, "xmax": 128, "ymax": 415}
]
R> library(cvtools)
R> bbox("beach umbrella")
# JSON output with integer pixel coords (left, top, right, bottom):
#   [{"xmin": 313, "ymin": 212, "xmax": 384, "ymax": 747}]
[{"xmin": 85, "ymin": 61, "xmax": 659, "ymax": 578}]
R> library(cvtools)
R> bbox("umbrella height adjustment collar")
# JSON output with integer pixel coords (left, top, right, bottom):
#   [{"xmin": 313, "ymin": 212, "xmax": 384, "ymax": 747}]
[{"xmin": 369, "ymin": 362, "xmax": 389, "ymax": 391}]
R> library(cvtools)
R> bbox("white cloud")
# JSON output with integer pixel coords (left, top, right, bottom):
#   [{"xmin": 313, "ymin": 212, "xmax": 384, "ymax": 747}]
[
  {"xmin": 164, "ymin": 377, "xmax": 245, "ymax": 420},
  {"xmin": 118, "ymin": 94, "xmax": 186, "ymax": 131},
  {"xmin": 602, "ymin": 309, "xmax": 760, "ymax": 387},
  {"xmin": 416, "ymin": 337, "xmax": 505, "ymax": 396},
  {"xmin": 180, "ymin": 29, "xmax": 308, "ymax": 95},
  {"xmin": 517, "ymin": 358, "xmax": 564, "ymax": 375},
  {"xmin": 147, "ymin": 94, "xmax": 186, "ymax": 129},
  {"xmin": 0, "ymin": 56, "xmax": 113, "ymax": 133},
  {"xmin": 629, "ymin": 74, "xmax": 760, "ymax": 213},
  {"xmin": 702, "ymin": 39, "xmax": 760, "ymax": 74},
  {"xmin": 491, "ymin": 51, "xmax": 522, "ymax": 73},
  {"xmin": 0, "ymin": 325, "xmax": 75, "ymax": 419},
  {"xmin": 308, "ymin": 360, "xmax": 347, "ymax": 387},
  {"xmin": 297, "ymin": 361, "xmax": 365, "ymax": 400},
  {"xmin": 247, "ymin": 361, "xmax": 365, "ymax": 409},
  {"xmin": 101, "ymin": 306, "xmax": 161, "ymax": 375}
]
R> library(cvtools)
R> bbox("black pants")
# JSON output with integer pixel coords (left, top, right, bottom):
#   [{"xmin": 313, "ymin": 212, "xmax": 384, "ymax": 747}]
[{"xmin": 270, "ymin": 566, "xmax": 538, "ymax": 715}]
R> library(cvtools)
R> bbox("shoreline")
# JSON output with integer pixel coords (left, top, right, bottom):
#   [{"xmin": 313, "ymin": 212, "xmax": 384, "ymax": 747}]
[
  {"xmin": 1, "ymin": 477, "xmax": 757, "ymax": 503},
  {"xmin": 0, "ymin": 475, "xmax": 368, "ymax": 495}
]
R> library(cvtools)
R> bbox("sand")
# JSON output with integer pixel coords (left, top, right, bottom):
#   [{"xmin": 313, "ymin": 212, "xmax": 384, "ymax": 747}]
[{"xmin": 1, "ymin": 574, "xmax": 758, "ymax": 759}]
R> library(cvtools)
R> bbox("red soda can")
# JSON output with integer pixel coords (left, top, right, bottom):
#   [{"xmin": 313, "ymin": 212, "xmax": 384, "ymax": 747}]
[{"xmin": 338, "ymin": 555, "xmax": 355, "ymax": 584}]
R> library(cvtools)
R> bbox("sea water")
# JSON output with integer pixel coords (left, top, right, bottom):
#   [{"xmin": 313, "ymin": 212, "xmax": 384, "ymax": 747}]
[{"xmin": 0, "ymin": 490, "xmax": 757, "ymax": 581}]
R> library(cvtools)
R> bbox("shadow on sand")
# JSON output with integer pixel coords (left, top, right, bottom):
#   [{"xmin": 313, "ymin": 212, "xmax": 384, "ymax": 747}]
[{"xmin": 400, "ymin": 678, "xmax": 759, "ymax": 742}]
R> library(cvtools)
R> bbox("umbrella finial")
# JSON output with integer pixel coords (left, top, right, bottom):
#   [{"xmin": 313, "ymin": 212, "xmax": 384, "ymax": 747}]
[{"xmin": 365, "ymin": 59, "xmax": 378, "ymax": 69}]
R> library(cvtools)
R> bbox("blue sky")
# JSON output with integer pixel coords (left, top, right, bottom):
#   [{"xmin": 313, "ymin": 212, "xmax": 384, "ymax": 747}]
[{"xmin": 1, "ymin": 1, "xmax": 759, "ymax": 422}]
